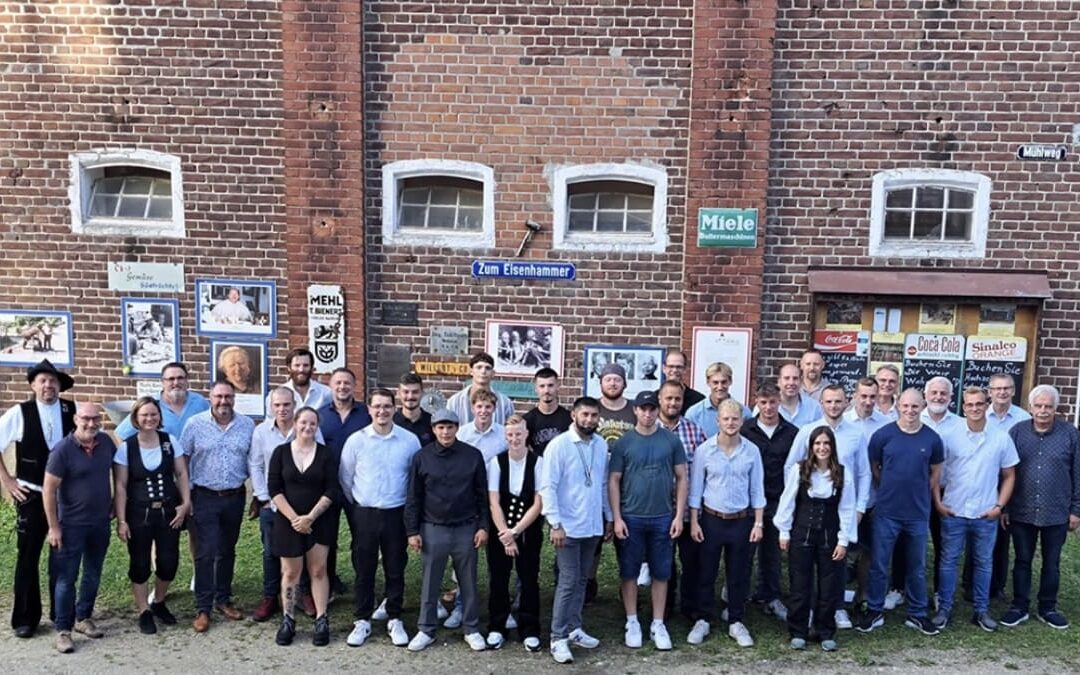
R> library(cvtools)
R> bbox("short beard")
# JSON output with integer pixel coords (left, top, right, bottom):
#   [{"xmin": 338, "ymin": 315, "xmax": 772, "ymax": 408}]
[{"xmin": 927, "ymin": 402, "xmax": 948, "ymax": 415}]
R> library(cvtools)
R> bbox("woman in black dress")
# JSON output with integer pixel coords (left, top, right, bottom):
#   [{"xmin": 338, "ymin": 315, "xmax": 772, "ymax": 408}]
[{"xmin": 268, "ymin": 406, "xmax": 340, "ymax": 646}]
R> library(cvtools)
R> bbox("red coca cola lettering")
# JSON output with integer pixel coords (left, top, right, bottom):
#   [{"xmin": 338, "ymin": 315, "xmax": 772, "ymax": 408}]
[{"xmin": 824, "ymin": 334, "xmax": 855, "ymax": 346}]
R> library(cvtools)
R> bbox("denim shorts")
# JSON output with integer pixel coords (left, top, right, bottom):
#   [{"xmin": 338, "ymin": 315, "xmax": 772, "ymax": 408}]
[{"xmin": 616, "ymin": 513, "xmax": 674, "ymax": 581}]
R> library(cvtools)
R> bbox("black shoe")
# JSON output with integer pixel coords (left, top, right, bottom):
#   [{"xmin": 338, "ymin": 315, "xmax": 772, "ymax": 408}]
[
  {"xmin": 904, "ymin": 615, "xmax": 941, "ymax": 636},
  {"xmin": 313, "ymin": 614, "xmax": 330, "ymax": 646},
  {"xmin": 584, "ymin": 578, "xmax": 598, "ymax": 605},
  {"xmin": 999, "ymin": 608, "xmax": 1029, "ymax": 627},
  {"xmin": 138, "ymin": 609, "xmax": 158, "ymax": 635},
  {"xmin": 151, "ymin": 601, "xmax": 178, "ymax": 626},
  {"xmin": 13, "ymin": 625, "xmax": 35, "ymax": 639},
  {"xmin": 1038, "ymin": 610, "xmax": 1069, "ymax": 630},
  {"xmin": 855, "ymin": 611, "xmax": 884, "ymax": 633},
  {"xmin": 276, "ymin": 615, "xmax": 296, "ymax": 646}
]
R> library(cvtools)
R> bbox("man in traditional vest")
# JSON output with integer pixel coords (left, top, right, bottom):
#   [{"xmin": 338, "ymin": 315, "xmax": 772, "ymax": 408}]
[{"xmin": 0, "ymin": 359, "xmax": 76, "ymax": 638}]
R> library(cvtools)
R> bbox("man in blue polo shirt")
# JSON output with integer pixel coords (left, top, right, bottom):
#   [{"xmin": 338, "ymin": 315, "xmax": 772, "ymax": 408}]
[
  {"xmin": 115, "ymin": 362, "xmax": 208, "ymax": 440},
  {"xmin": 857, "ymin": 388, "xmax": 944, "ymax": 636}
]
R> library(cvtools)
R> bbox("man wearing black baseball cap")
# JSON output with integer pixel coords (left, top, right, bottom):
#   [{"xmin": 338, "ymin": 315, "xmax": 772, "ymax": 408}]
[
  {"xmin": 608, "ymin": 390, "xmax": 688, "ymax": 651},
  {"xmin": 0, "ymin": 359, "xmax": 77, "ymax": 638}
]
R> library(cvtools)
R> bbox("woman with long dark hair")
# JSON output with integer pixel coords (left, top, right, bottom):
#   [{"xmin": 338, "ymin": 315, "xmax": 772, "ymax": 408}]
[{"xmin": 773, "ymin": 425, "xmax": 856, "ymax": 652}]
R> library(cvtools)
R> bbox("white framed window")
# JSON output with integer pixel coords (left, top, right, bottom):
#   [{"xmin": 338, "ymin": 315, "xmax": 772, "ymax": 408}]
[
  {"xmin": 381, "ymin": 160, "xmax": 495, "ymax": 248},
  {"xmin": 551, "ymin": 163, "xmax": 668, "ymax": 253},
  {"xmin": 69, "ymin": 149, "xmax": 185, "ymax": 237},
  {"xmin": 869, "ymin": 169, "xmax": 990, "ymax": 259}
]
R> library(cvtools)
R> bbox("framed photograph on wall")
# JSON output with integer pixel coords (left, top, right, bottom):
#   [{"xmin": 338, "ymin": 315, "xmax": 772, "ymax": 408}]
[
  {"xmin": 121, "ymin": 298, "xmax": 181, "ymax": 377},
  {"xmin": 196, "ymin": 279, "xmax": 276, "ymax": 338},
  {"xmin": 210, "ymin": 339, "xmax": 267, "ymax": 418},
  {"xmin": 690, "ymin": 327, "xmax": 753, "ymax": 407},
  {"xmin": 485, "ymin": 319, "xmax": 565, "ymax": 377},
  {"xmin": 0, "ymin": 309, "xmax": 74, "ymax": 368},
  {"xmin": 582, "ymin": 344, "xmax": 665, "ymax": 399}
]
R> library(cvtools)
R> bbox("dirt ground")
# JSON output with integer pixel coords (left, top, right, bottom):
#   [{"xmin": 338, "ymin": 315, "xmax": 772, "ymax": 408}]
[{"xmin": 0, "ymin": 612, "xmax": 1071, "ymax": 675}]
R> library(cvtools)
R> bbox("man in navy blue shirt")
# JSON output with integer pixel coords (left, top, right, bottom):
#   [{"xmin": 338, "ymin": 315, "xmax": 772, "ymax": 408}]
[{"xmin": 857, "ymin": 388, "xmax": 944, "ymax": 636}]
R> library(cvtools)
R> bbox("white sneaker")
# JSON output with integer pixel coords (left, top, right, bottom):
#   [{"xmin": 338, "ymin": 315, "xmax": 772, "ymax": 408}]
[
  {"xmin": 884, "ymin": 589, "xmax": 904, "ymax": 610},
  {"xmin": 569, "ymin": 627, "xmax": 600, "ymax": 649},
  {"xmin": 766, "ymin": 598, "xmax": 788, "ymax": 621},
  {"xmin": 437, "ymin": 603, "xmax": 449, "ymax": 620},
  {"xmin": 486, "ymin": 631, "xmax": 505, "ymax": 649},
  {"xmin": 443, "ymin": 606, "xmax": 463, "ymax": 629},
  {"xmin": 637, "ymin": 563, "xmax": 652, "ymax": 586},
  {"xmin": 687, "ymin": 619, "xmax": 710, "ymax": 645},
  {"xmin": 550, "ymin": 638, "xmax": 574, "ymax": 664},
  {"xmin": 728, "ymin": 621, "xmax": 754, "ymax": 647},
  {"xmin": 505, "ymin": 614, "xmax": 518, "ymax": 630},
  {"xmin": 464, "ymin": 632, "xmax": 487, "ymax": 651},
  {"xmin": 835, "ymin": 609, "xmax": 853, "ymax": 630},
  {"xmin": 624, "ymin": 620, "xmax": 643, "ymax": 648},
  {"xmin": 524, "ymin": 636, "xmax": 542, "ymax": 652},
  {"xmin": 372, "ymin": 598, "xmax": 389, "ymax": 621},
  {"xmin": 407, "ymin": 631, "xmax": 435, "ymax": 652},
  {"xmin": 651, "ymin": 623, "xmax": 672, "ymax": 651},
  {"xmin": 387, "ymin": 618, "xmax": 409, "ymax": 646},
  {"xmin": 347, "ymin": 619, "xmax": 372, "ymax": 647}
]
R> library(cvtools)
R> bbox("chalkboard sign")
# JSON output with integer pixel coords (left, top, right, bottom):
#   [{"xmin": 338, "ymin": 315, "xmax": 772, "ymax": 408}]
[
  {"xmin": 822, "ymin": 352, "xmax": 868, "ymax": 397},
  {"xmin": 962, "ymin": 359, "xmax": 1025, "ymax": 407},
  {"xmin": 903, "ymin": 359, "xmax": 964, "ymax": 414}
]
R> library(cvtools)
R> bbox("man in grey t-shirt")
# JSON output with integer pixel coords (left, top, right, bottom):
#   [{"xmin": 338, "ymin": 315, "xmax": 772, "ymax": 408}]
[{"xmin": 608, "ymin": 390, "xmax": 688, "ymax": 651}]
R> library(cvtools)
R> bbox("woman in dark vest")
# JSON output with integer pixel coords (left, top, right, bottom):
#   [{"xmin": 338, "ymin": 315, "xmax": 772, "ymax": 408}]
[
  {"xmin": 773, "ymin": 425, "xmax": 856, "ymax": 652},
  {"xmin": 485, "ymin": 414, "xmax": 544, "ymax": 652},
  {"xmin": 113, "ymin": 397, "xmax": 191, "ymax": 634}
]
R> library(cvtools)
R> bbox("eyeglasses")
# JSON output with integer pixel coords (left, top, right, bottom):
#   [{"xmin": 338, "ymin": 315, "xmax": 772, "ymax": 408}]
[{"xmin": 988, "ymin": 386, "xmax": 1013, "ymax": 392}]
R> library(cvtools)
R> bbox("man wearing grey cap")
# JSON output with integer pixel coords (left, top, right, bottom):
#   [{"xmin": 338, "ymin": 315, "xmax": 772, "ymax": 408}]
[{"xmin": 404, "ymin": 408, "xmax": 490, "ymax": 653}]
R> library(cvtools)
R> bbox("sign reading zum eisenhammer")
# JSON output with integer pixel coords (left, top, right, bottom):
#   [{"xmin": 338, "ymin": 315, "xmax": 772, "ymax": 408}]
[
  {"xmin": 471, "ymin": 260, "xmax": 576, "ymax": 281},
  {"xmin": 698, "ymin": 208, "xmax": 758, "ymax": 248}
]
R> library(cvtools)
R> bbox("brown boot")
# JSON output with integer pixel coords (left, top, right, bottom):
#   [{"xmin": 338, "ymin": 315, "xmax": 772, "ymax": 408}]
[{"xmin": 192, "ymin": 612, "xmax": 211, "ymax": 633}]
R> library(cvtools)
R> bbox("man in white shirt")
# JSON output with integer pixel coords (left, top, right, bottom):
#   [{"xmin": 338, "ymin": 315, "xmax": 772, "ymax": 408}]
[
  {"xmin": 874, "ymin": 365, "xmax": 901, "ymax": 420},
  {"xmin": 210, "ymin": 287, "xmax": 253, "ymax": 324},
  {"xmin": 456, "ymin": 389, "xmax": 508, "ymax": 463},
  {"xmin": 541, "ymin": 397, "xmax": 613, "ymax": 664},
  {"xmin": 778, "ymin": 364, "xmax": 823, "ymax": 427},
  {"xmin": 266, "ymin": 347, "xmax": 332, "ymax": 412},
  {"xmin": 446, "ymin": 352, "xmax": 514, "ymax": 425},
  {"xmin": 339, "ymin": 388, "xmax": 421, "ymax": 648}
]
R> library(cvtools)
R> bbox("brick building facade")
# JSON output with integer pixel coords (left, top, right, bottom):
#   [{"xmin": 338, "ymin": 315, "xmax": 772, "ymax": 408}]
[{"xmin": 0, "ymin": 1, "xmax": 1076, "ymax": 417}]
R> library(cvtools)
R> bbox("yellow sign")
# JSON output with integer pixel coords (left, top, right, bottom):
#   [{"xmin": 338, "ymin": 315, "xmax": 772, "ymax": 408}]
[{"xmin": 413, "ymin": 358, "xmax": 470, "ymax": 377}]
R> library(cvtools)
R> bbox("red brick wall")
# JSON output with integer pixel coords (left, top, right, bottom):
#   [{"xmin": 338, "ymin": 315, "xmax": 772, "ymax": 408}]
[
  {"xmin": 0, "ymin": 1, "xmax": 288, "ymax": 408},
  {"xmin": 764, "ymin": 1, "xmax": 1080, "ymax": 412}
]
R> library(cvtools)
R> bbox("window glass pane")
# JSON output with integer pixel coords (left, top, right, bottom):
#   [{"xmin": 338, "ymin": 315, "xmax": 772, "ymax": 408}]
[
  {"xmin": 89, "ymin": 195, "xmax": 118, "ymax": 217},
  {"xmin": 885, "ymin": 188, "xmax": 912, "ymax": 209},
  {"xmin": 626, "ymin": 194, "xmax": 652, "ymax": 211},
  {"xmin": 400, "ymin": 187, "xmax": 429, "ymax": 205},
  {"xmin": 597, "ymin": 193, "xmax": 626, "ymax": 210},
  {"xmin": 457, "ymin": 208, "xmax": 483, "ymax": 230},
  {"xmin": 914, "ymin": 186, "xmax": 944, "ymax": 209},
  {"xmin": 146, "ymin": 198, "xmax": 172, "ymax": 219},
  {"xmin": 149, "ymin": 178, "xmax": 171, "ymax": 197},
  {"xmin": 625, "ymin": 211, "xmax": 652, "ymax": 232},
  {"xmin": 912, "ymin": 210, "xmax": 943, "ymax": 239},
  {"xmin": 948, "ymin": 189, "xmax": 974, "ymax": 209},
  {"xmin": 399, "ymin": 205, "xmax": 427, "ymax": 227},
  {"xmin": 123, "ymin": 177, "xmax": 153, "ymax": 196},
  {"xmin": 567, "ymin": 210, "xmax": 595, "ymax": 232},
  {"xmin": 427, "ymin": 206, "xmax": 456, "ymax": 229},
  {"xmin": 93, "ymin": 177, "xmax": 124, "ymax": 195},
  {"xmin": 944, "ymin": 212, "xmax": 971, "ymax": 240},
  {"xmin": 117, "ymin": 196, "xmax": 150, "ymax": 218},
  {"xmin": 883, "ymin": 210, "xmax": 910, "ymax": 238},
  {"xmin": 458, "ymin": 188, "xmax": 483, "ymax": 207},
  {"xmin": 429, "ymin": 186, "xmax": 459, "ymax": 205},
  {"xmin": 568, "ymin": 193, "xmax": 595, "ymax": 209},
  {"xmin": 595, "ymin": 210, "xmax": 624, "ymax": 232}
]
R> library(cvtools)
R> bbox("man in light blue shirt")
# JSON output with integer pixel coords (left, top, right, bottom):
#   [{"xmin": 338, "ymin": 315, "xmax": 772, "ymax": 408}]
[
  {"xmin": 265, "ymin": 348, "xmax": 332, "ymax": 412},
  {"xmin": 778, "ymin": 364, "xmax": 823, "ymax": 427},
  {"xmin": 541, "ymin": 397, "xmax": 613, "ymax": 664},
  {"xmin": 932, "ymin": 386, "xmax": 1018, "ymax": 631},
  {"xmin": 986, "ymin": 373, "xmax": 1031, "ymax": 430},
  {"xmin": 115, "ymin": 362, "xmax": 208, "ymax": 440},
  {"xmin": 685, "ymin": 361, "xmax": 752, "ymax": 436},
  {"xmin": 339, "ymin": 388, "xmax": 421, "ymax": 648},
  {"xmin": 446, "ymin": 352, "xmax": 514, "ymax": 426},
  {"xmin": 843, "ymin": 377, "xmax": 891, "ymax": 446},
  {"xmin": 687, "ymin": 399, "xmax": 765, "ymax": 648},
  {"xmin": 179, "ymin": 381, "xmax": 255, "ymax": 632},
  {"xmin": 456, "ymin": 389, "xmax": 507, "ymax": 463}
]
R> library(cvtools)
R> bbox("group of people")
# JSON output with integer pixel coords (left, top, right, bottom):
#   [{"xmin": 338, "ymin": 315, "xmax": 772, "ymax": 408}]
[{"xmin": 0, "ymin": 345, "xmax": 1077, "ymax": 663}]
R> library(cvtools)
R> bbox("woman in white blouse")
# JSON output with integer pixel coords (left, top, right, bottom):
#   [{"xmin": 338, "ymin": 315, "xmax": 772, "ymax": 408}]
[{"xmin": 774, "ymin": 425, "xmax": 856, "ymax": 652}]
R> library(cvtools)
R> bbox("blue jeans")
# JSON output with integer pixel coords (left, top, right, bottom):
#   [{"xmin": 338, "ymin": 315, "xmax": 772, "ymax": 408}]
[
  {"xmin": 258, "ymin": 506, "xmax": 281, "ymax": 599},
  {"xmin": 615, "ymin": 513, "xmax": 674, "ymax": 581},
  {"xmin": 53, "ymin": 521, "xmax": 110, "ymax": 632},
  {"xmin": 937, "ymin": 515, "xmax": 997, "ymax": 614},
  {"xmin": 1010, "ymin": 520, "xmax": 1068, "ymax": 614},
  {"xmin": 868, "ymin": 516, "xmax": 929, "ymax": 617}
]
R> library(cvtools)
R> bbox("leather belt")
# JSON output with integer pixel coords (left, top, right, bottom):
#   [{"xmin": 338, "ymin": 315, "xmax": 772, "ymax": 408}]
[
  {"xmin": 195, "ymin": 486, "xmax": 245, "ymax": 497},
  {"xmin": 703, "ymin": 506, "xmax": 749, "ymax": 520}
]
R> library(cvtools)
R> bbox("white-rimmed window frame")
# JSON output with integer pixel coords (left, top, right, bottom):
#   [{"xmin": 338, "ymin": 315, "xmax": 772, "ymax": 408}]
[
  {"xmin": 381, "ymin": 160, "xmax": 495, "ymax": 249},
  {"xmin": 551, "ymin": 163, "xmax": 668, "ymax": 253},
  {"xmin": 69, "ymin": 149, "xmax": 185, "ymax": 237},
  {"xmin": 869, "ymin": 169, "xmax": 990, "ymax": 259}
]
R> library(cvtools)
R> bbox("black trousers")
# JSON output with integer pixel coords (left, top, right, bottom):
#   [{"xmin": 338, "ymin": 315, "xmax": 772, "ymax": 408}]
[
  {"xmin": 350, "ymin": 505, "xmax": 407, "ymax": 621},
  {"xmin": 12, "ymin": 492, "xmax": 55, "ymax": 630},
  {"xmin": 696, "ymin": 513, "xmax": 753, "ymax": 624},
  {"xmin": 487, "ymin": 524, "xmax": 542, "ymax": 639},
  {"xmin": 787, "ymin": 528, "xmax": 842, "ymax": 641},
  {"xmin": 892, "ymin": 508, "xmax": 942, "ymax": 595},
  {"xmin": 666, "ymin": 524, "xmax": 702, "ymax": 618},
  {"xmin": 126, "ymin": 505, "xmax": 181, "ymax": 584}
]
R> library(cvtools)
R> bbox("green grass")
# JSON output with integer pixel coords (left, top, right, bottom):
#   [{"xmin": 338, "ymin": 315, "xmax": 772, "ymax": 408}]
[{"xmin": 1, "ymin": 500, "xmax": 1078, "ymax": 666}]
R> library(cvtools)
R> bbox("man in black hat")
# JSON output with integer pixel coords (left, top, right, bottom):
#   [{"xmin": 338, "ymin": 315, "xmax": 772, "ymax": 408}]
[{"xmin": 0, "ymin": 359, "xmax": 76, "ymax": 638}]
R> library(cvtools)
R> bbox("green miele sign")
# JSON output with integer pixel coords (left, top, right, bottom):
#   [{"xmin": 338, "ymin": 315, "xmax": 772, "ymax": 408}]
[{"xmin": 698, "ymin": 208, "xmax": 758, "ymax": 248}]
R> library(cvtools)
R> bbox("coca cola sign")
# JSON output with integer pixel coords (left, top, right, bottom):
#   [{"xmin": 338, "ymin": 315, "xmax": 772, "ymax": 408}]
[{"xmin": 814, "ymin": 330, "xmax": 868, "ymax": 356}]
